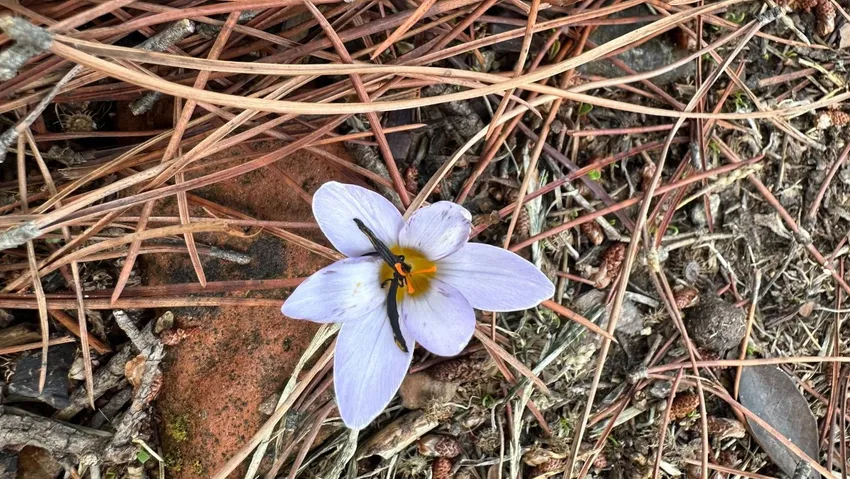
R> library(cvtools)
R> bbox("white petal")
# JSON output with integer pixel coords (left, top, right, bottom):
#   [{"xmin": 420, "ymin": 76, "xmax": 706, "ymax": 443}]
[
  {"xmin": 399, "ymin": 202, "xmax": 471, "ymax": 261},
  {"xmin": 401, "ymin": 279, "xmax": 475, "ymax": 357},
  {"xmin": 438, "ymin": 243, "xmax": 554, "ymax": 311},
  {"xmin": 313, "ymin": 181, "xmax": 404, "ymax": 257},
  {"xmin": 281, "ymin": 256, "xmax": 385, "ymax": 323},
  {"xmin": 334, "ymin": 306, "xmax": 413, "ymax": 429}
]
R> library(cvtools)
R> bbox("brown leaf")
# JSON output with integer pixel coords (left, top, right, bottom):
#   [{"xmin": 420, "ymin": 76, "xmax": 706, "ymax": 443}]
[
  {"xmin": 124, "ymin": 354, "xmax": 146, "ymax": 390},
  {"xmin": 739, "ymin": 366, "xmax": 820, "ymax": 478}
]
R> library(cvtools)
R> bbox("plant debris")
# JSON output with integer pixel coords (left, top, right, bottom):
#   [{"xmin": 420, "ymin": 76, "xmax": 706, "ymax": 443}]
[{"xmin": 0, "ymin": 0, "xmax": 848, "ymax": 477}]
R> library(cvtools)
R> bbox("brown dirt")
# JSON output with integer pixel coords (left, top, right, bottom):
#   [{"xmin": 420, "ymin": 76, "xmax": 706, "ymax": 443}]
[{"xmin": 142, "ymin": 143, "xmax": 356, "ymax": 479}]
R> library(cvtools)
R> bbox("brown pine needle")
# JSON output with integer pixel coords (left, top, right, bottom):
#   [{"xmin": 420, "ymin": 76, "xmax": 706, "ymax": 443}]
[
  {"xmin": 541, "ymin": 300, "xmax": 616, "ymax": 342},
  {"xmin": 16, "ymin": 136, "xmax": 49, "ymax": 393},
  {"xmin": 370, "ymin": 0, "xmax": 438, "ymax": 60}
]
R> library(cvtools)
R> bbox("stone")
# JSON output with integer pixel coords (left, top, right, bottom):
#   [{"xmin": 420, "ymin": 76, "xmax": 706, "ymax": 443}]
[
  {"xmin": 7, "ymin": 343, "xmax": 76, "ymax": 409},
  {"xmin": 690, "ymin": 194, "xmax": 721, "ymax": 227},
  {"xmin": 385, "ymin": 109, "xmax": 416, "ymax": 161},
  {"xmin": 579, "ymin": 5, "xmax": 694, "ymax": 85},
  {"xmin": 0, "ymin": 451, "xmax": 16, "ymax": 479}
]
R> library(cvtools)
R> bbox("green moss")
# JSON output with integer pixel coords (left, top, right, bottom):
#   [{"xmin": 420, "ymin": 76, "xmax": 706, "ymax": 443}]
[
  {"xmin": 164, "ymin": 452, "xmax": 183, "ymax": 472},
  {"xmin": 192, "ymin": 459, "xmax": 205, "ymax": 476},
  {"xmin": 166, "ymin": 414, "xmax": 190, "ymax": 442}
]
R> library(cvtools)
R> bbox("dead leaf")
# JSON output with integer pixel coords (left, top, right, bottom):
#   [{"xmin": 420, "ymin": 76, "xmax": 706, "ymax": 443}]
[
  {"xmin": 124, "ymin": 354, "xmax": 146, "ymax": 389},
  {"xmin": 738, "ymin": 366, "xmax": 819, "ymax": 478},
  {"xmin": 798, "ymin": 301, "xmax": 816, "ymax": 318},
  {"xmin": 754, "ymin": 213, "xmax": 792, "ymax": 239}
]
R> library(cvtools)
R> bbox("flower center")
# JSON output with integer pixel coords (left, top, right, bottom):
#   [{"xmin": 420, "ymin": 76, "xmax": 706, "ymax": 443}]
[{"xmin": 380, "ymin": 247, "xmax": 437, "ymax": 299}]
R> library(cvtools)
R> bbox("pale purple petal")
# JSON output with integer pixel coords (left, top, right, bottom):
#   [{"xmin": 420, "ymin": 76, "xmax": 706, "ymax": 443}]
[
  {"xmin": 335, "ymin": 306, "xmax": 413, "ymax": 429},
  {"xmin": 313, "ymin": 181, "xmax": 404, "ymax": 257},
  {"xmin": 438, "ymin": 243, "xmax": 554, "ymax": 311},
  {"xmin": 398, "ymin": 202, "xmax": 471, "ymax": 261},
  {"xmin": 282, "ymin": 256, "xmax": 385, "ymax": 323},
  {"xmin": 401, "ymin": 279, "xmax": 475, "ymax": 357}
]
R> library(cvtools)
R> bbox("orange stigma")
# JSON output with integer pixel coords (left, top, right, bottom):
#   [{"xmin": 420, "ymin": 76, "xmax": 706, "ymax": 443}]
[
  {"xmin": 393, "ymin": 262, "xmax": 437, "ymax": 294},
  {"xmin": 382, "ymin": 247, "xmax": 438, "ymax": 298}
]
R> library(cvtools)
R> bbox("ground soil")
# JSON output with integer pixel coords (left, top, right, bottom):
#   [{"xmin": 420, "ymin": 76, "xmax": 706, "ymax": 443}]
[{"xmin": 141, "ymin": 143, "xmax": 355, "ymax": 479}]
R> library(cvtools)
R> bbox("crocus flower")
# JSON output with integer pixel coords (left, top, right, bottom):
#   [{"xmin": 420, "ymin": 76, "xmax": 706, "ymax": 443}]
[{"xmin": 282, "ymin": 182, "xmax": 554, "ymax": 429}]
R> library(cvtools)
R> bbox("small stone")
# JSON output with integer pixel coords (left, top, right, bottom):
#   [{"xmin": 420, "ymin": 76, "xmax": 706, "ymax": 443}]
[
  {"xmin": 154, "ymin": 311, "xmax": 174, "ymax": 334},
  {"xmin": 385, "ymin": 109, "xmax": 415, "ymax": 161},
  {"xmin": 690, "ymin": 194, "xmax": 720, "ymax": 227},
  {"xmin": 259, "ymin": 393, "xmax": 277, "ymax": 416},
  {"xmin": 7, "ymin": 343, "xmax": 76, "ymax": 409},
  {"xmin": 683, "ymin": 260, "xmax": 702, "ymax": 284},
  {"xmin": 0, "ymin": 451, "xmax": 17, "ymax": 478},
  {"xmin": 686, "ymin": 296, "xmax": 746, "ymax": 352},
  {"xmin": 572, "ymin": 289, "xmax": 642, "ymax": 336},
  {"xmin": 840, "ymin": 22, "xmax": 850, "ymax": 48},
  {"xmin": 579, "ymin": 5, "xmax": 694, "ymax": 85}
]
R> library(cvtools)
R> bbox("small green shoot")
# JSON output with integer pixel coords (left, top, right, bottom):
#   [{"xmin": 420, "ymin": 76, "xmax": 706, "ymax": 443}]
[{"xmin": 137, "ymin": 448, "xmax": 152, "ymax": 465}]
